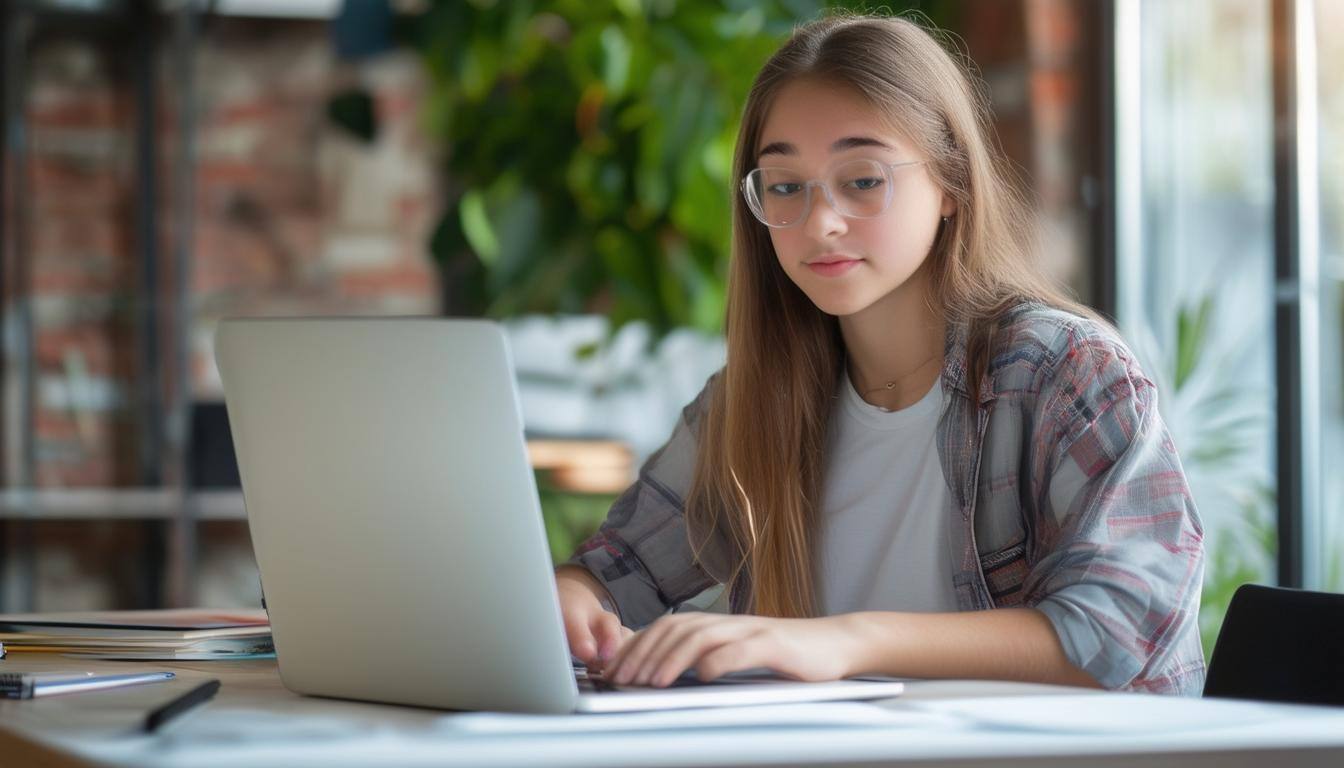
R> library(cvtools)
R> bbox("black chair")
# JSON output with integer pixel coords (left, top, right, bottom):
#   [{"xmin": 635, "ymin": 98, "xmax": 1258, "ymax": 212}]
[{"xmin": 1204, "ymin": 583, "xmax": 1344, "ymax": 706}]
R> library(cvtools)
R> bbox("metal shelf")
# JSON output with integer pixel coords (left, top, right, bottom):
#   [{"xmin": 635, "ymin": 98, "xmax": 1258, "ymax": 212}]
[
  {"xmin": 0, "ymin": 489, "xmax": 246, "ymax": 521},
  {"xmin": 1, "ymin": 0, "xmax": 203, "ymax": 611},
  {"xmin": 0, "ymin": 438, "xmax": 637, "ymax": 523}
]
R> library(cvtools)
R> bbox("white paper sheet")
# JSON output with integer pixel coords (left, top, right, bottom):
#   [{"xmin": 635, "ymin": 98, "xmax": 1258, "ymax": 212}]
[
  {"xmin": 908, "ymin": 693, "xmax": 1321, "ymax": 734},
  {"xmin": 438, "ymin": 701, "xmax": 963, "ymax": 735}
]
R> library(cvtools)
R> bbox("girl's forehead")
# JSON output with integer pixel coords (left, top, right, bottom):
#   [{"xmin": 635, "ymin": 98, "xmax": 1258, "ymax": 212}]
[{"xmin": 758, "ymin": 79, "xmax": 914, "ymax": 160}]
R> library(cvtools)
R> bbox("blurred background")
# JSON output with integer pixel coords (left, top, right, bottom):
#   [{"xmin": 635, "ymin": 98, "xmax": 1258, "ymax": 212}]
[{"xmin": 0, "ymin": 0, "xmax": 1339, "ymax": 664}]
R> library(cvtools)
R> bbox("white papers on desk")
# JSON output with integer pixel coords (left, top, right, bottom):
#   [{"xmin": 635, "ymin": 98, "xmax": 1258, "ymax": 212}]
[
  {"xmin": 440, "ymin": 693, "xmax": 1336, "ymax": 739},
  {"xmin": 0, "ymin": 608, "xmax": 273, "ymax": 660},
  {"xmin": 439, "ymin": 702, "xmax": 962, "ymax": 735},
  {"xmin": 907, "ymin": 693, "xmax": 1319, "ymax": 735}
]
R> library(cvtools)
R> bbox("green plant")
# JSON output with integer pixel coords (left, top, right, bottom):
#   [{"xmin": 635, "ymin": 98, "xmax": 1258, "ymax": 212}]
[
  {"xmin": 397, "ymin": 0, "xmax": 955, "ymax": 337},
  {"xmin": 1148, "ymin": 295, "xmax": 1277, "ymax": 662},
  {"xmin": 1197, "ymin": 487, "xmax": 1275, "ymax": 661}
]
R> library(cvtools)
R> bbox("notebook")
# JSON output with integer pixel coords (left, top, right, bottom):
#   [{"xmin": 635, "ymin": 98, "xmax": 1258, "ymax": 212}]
[{"xmin": 0, "ymin": 609, "xmax": 273, "ymax": 660}]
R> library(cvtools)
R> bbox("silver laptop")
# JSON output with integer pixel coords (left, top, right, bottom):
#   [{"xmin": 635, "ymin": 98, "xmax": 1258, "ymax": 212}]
[{"xmin": 215, "ymin": 318, "xmax": 905, "ymax": 714}]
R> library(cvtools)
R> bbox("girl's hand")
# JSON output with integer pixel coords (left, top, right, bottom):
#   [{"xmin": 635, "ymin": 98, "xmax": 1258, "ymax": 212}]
[
  {"xmin": 602, "ymin": 613, "xmax": 860, "ymax": 687},
  {"xmin": 555, "ymin": 566, "xmax": 633, "ymax": 669}
]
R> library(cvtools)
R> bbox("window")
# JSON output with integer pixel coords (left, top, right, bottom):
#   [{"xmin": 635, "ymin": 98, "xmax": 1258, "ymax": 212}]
[
  {"xmin": 1316, "ymin": 0, "xmax": 1344, "ymax": 591},
  {"xmin": 1117, "ymin": 0, "xmax": 1278, "ymax": 656}
]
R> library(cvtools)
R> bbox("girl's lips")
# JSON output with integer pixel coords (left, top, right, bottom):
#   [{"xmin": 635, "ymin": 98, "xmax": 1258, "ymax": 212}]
[{"xmin": 806, "ymin": 259, "xmax": 861, "ymax": 277}]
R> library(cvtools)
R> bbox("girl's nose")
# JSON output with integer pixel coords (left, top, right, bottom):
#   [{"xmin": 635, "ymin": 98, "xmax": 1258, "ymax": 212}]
[{"xmin": 803, "ymin": 184, "xmax": 848, "ymax": 240}]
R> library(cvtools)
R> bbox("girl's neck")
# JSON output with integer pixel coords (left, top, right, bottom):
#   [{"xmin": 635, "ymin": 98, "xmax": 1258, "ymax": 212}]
[{"xmin": 840, "ymin": 274, "xmax": 945, "ymax": 412}]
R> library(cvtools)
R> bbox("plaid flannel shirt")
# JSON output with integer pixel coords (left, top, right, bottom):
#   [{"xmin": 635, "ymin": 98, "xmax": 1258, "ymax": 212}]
[{"xmin": 567, "ymin": 303, "xmax": 1206, "ymax": 695}]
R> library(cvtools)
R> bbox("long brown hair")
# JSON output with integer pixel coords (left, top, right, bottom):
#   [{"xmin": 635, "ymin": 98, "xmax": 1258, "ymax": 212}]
[{"xmin": 684, "ymin": 13, "xmax": 1096, "ymax": 618}]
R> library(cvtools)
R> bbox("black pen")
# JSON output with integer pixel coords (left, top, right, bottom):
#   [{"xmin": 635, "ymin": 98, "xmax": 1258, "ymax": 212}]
[{"xmin": 142, "ymin": 679, "xmax": 221, "ymax": 733}]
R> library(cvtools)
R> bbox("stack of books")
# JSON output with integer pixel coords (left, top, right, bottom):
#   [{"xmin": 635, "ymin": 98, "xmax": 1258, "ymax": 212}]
[{"xmin": 0, "ymin": 608, "xmax": 272, "ymax": 660}]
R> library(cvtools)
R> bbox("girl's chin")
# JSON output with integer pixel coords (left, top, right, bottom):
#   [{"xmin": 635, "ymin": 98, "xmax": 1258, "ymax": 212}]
[{"xmin": 803, "ymin": 292, "xmax": 876, "ymax": 318}]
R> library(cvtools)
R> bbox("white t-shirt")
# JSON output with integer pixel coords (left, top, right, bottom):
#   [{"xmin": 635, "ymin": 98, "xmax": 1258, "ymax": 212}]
[{"xmin": 815, "ymin": 371, "xmax": 961, "ymax": 615}]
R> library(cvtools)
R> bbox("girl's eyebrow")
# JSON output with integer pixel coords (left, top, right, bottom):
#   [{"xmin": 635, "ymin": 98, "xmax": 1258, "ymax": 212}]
[
  {"xmin": 757, "ymin": 135, "xmax": 895, "ymax": 160},
  {"xmin": 831, "ymin": 136, "xmax": 896, "ymax": 153}
]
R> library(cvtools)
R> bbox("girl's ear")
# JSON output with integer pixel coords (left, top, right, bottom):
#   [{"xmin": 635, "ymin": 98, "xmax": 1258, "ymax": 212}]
[{"xmin": 940, "ymin": 193, "xmax": 957, "ymax": 218}]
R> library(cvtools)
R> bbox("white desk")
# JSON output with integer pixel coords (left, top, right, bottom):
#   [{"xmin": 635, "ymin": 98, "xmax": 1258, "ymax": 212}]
[{"xmin": 2, "ymin": 654, "xmax": 1343, "ymax": 768}]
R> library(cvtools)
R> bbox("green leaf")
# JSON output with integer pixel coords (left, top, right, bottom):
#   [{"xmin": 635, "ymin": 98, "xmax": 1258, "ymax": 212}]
[
  {"xmin": 460, "ymin": 190, "xmax": 500, "ymax": 266},
  {"xmin": 600, "ymin": 25, "xmax": 632, "ymax": 97},
  {"xmin": 490, "ymin": 187, "xmax": 544, "ymax": 289},
  {"xmin": 613, "ymin": 0, "xmax": 643, "ymax": 19},
  {"xmin": 1175, "ymin": 295, "xmax": 1214, "ymax": 390},
  {"xmin": 460, "ymin": 37, "xmax": 501, "ymax": 101}
]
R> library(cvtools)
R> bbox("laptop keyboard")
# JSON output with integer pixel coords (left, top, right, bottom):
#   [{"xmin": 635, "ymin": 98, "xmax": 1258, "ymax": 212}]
[
  {"xmin": 576, "ymin": 667, "xmax": 786, "ymax": 693},
  {"xmin": 577, "ymin": 674, "xmax": 726, "ymax": 693}
]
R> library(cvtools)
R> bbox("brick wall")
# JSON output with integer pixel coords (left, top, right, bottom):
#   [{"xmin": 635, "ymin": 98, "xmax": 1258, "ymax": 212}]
[
  {"xmin": 13, "ymin": 17, "xmax": 440, "ymax": 490},
  {"xmin": 1023, "ymin": 0, "xmax": 1099, "ymax": 298},
  {"xmin": 5, "ymin": 15, "xmax": 439, "ymax": 609},
  {"xmin": 21, "ymin": 39, "xmax": 139, "ymax": 488},
  {"xmin": 186, "ymin": 17, "xmax": 441, "ymax": 396},
  {"xmin": 962, "ymin": 0, "xmax": 1100, "ymax": 303}
]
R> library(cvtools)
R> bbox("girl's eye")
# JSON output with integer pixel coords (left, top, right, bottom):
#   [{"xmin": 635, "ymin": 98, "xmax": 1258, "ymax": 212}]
[
  {"xmin": 766, "ymin": 183, "xmax": 803, "ymax": 196},
  {"xmin": 844, "ymin": 177, "xmax": 884, "ymax": 192}
]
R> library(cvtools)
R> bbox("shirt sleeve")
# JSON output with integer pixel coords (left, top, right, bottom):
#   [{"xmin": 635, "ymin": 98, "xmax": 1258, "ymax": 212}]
[
  {"xmin": 1025, "ymin": 329, "xmax": 1207, "ymax": 693},
  {"xmin": 563, "ymin": 374, "xmax": 723, "ymax": 629}
]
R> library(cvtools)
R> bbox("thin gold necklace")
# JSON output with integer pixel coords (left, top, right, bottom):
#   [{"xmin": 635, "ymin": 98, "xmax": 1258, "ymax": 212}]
[{"xmin": 851, "ymin": 350, "xmax": 942, "ymax": 412}]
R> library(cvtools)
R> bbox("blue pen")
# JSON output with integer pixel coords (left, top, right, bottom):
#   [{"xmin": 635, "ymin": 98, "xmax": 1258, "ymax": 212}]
[{"xmin": 1, "ymin": 671, "xmax": 175, "ymax": 699}]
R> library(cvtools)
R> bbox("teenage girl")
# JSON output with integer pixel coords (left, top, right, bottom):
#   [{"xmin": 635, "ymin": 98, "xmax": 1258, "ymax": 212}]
[{"xmin": 554, "ymin": 13, "xmax": 1205, "ymax": 695}]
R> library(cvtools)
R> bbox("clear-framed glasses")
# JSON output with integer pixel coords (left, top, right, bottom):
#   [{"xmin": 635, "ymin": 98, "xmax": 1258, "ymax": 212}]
[{"xmin": 740, "ymin": 158, "xmax": 925, "ymax": 228}]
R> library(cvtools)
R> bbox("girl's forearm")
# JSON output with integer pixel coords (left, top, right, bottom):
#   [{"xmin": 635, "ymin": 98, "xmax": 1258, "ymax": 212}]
[{"xmin": 839, "ymin": 608, "xmax": 1102, "ymax": 688}]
